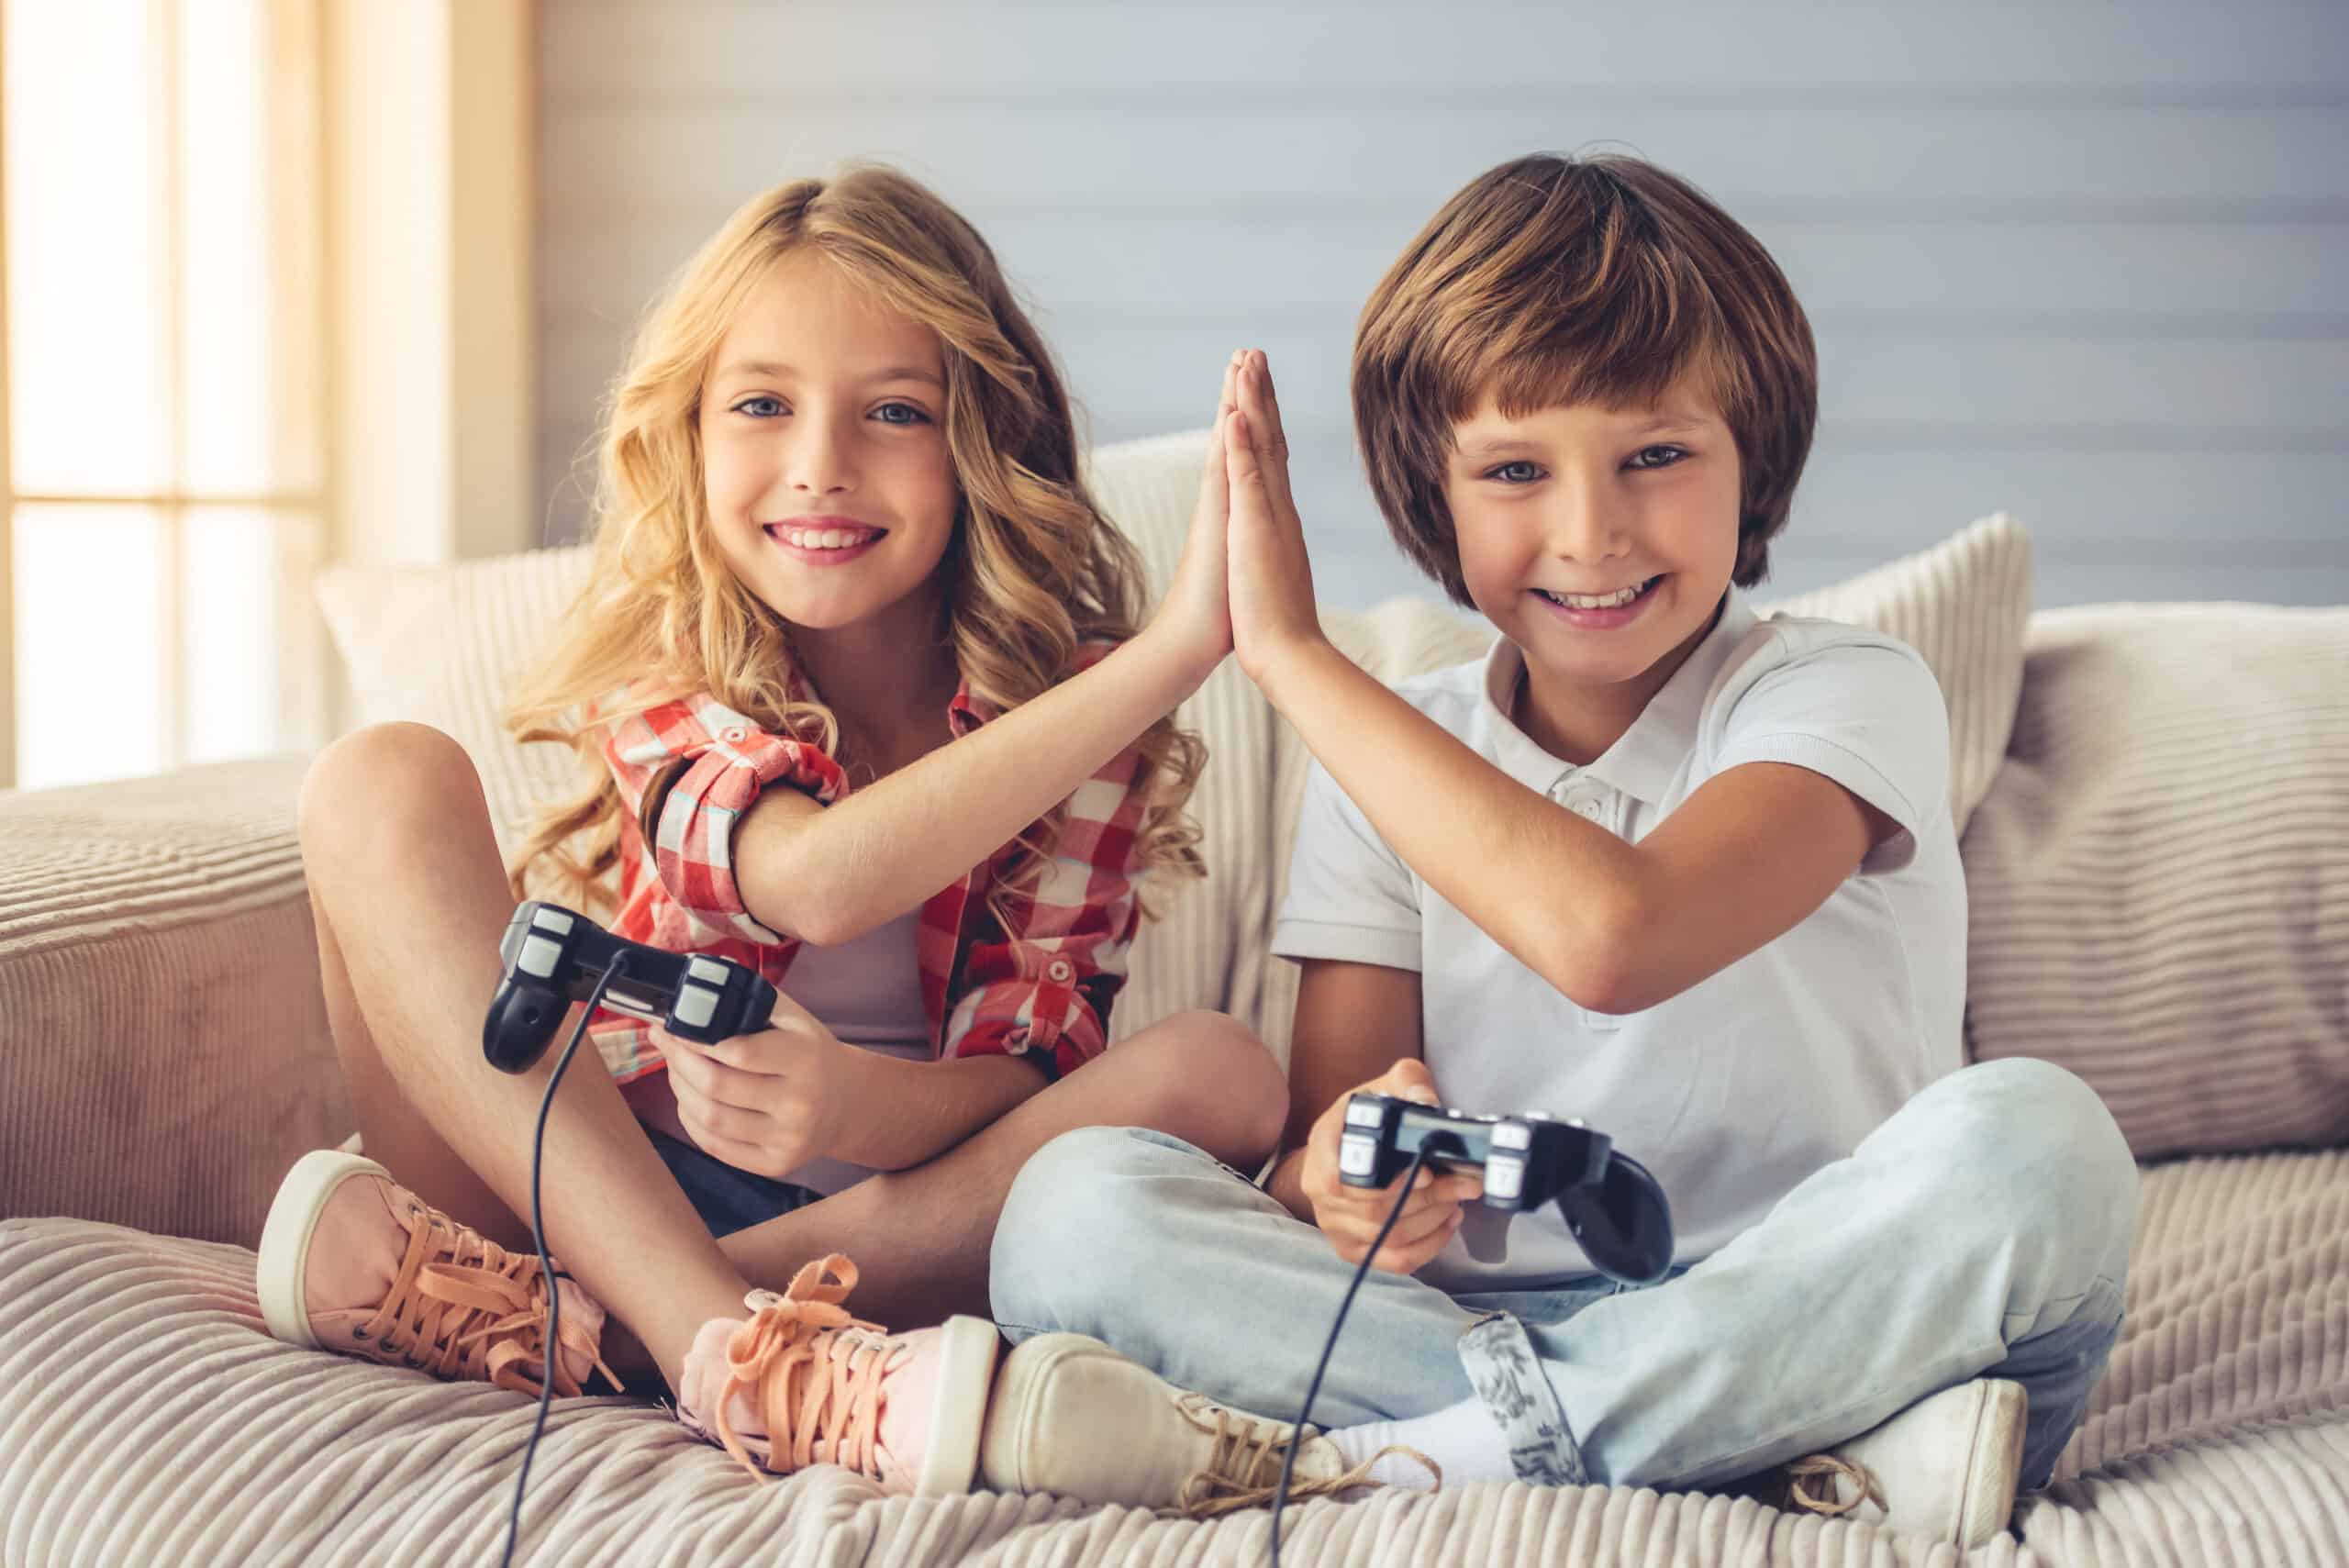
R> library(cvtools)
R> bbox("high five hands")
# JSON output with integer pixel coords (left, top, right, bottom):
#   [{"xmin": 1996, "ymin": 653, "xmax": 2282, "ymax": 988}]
[
  {"xmin": 1159, "ymin": 349, "xmax": 1330, "ymax": 691},
  {"xmin": 1222, "ymin": 350, "xmax": 1328, "ymax": 686}
]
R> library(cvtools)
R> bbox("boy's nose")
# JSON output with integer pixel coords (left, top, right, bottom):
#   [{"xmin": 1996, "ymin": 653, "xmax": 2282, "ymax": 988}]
[
  {"xmin": 1544, "ymin": 468, "xmax": 1631, "ymax": 563},
  {"xmin": 1547, "ymin": 503, "xmax": 1631, "ymax": 564}
]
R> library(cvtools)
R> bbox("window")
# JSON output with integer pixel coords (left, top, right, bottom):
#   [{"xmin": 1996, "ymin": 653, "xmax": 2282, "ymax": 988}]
[{"xmin": 2, "ymin": 0, "xmax": 323, "ymax": 791}]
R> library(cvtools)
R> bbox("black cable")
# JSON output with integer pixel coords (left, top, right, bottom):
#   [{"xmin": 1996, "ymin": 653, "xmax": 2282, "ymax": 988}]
[
  {"xmin": 500, "ymin": 953, "xmax": 629, "ymax": 1568},
  {"xmin": 1267, "ymin": 1143, "xmax": 1433, "ymax": 1568}
]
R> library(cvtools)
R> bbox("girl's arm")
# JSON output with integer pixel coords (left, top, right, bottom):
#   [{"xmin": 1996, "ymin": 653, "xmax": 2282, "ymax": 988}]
[
  {"xmin": 735, "ymin": 363, "xmax": 1241, "ymax": 948},
  {"xmin": 733, "ymin": 625, "xmax": 1209, "ymax": 947}
]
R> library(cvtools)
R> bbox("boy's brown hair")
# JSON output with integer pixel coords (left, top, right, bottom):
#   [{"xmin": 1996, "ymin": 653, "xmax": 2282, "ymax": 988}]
[{"xmin": 1352, "ymin": 153, "xmax": 1817, "ymax": 604}]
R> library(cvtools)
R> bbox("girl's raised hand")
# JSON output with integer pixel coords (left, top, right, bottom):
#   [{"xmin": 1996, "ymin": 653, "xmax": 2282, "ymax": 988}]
[
  {"xmin": 1152, "ymin": 354, "xmax": 1243, "ymax": 681},
  {"xmin": 1223, "ymin": 350, "xmax": 1326, "ymax": 686}
]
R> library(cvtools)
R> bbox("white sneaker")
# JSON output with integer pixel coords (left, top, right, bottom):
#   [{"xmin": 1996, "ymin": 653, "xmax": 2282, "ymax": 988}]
[
  {"xmin": 1782, "ymin": 1378, "xmax": 2027, "ymax": 1549},
  {"xmin": 978, "ymin": 1333, "xmax": 1432, "ymax": 1515}
]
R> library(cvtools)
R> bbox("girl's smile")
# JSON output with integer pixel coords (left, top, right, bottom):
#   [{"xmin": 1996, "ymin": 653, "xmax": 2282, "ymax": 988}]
[{"xmin": 763, "ymin": 515, "xmax": 889, "ymax": 564}]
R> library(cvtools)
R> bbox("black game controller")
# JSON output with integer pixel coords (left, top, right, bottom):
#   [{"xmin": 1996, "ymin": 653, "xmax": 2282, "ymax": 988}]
[
  {"xmin": 483, "ymin": 901, "xmax": 779, "ymax": 1073},
  {"xmin": 1338, "ymin": 1093, "xmax": 1675, "ymax": 1284}
]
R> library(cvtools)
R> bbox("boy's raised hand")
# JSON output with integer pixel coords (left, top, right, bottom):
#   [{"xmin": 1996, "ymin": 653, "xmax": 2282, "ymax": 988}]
[
  {"xmin": 1297, "ymin": 1055, "xmax": 1484, "ymax": 1275},
  {"xmin": 1154, "ymin": 354, "xmax": 1244, "ymax": 678},
  {"xmin": 1223, "ymin": 350, "xmax": 1328, "ymax": 686}
]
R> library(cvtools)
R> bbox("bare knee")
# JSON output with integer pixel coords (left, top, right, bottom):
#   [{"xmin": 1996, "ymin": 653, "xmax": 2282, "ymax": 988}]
[
  {"xmin": 298, "ymin": 722, "xmax": 489, "ymax": 862},
  {"xmin": 1101, "ymin": 1010, "xmax": 1287, "ymax": 1171}
]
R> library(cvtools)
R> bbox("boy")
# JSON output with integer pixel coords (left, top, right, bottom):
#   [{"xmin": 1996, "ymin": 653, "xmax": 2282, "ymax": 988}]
[{"xmin": 980, "ymin": 154, "xmax": 2136, "ymax": 1549}]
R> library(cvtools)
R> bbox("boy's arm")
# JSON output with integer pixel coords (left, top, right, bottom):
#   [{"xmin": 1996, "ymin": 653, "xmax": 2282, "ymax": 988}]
[
  {"xmin": 1266, "ymin": 960, "xmax": 1482, "ymax": 1273},
  {"xmin": 1264, "ymin": 959, "xmax": 1424, "ymax": 1218},
  {"xmin": 1259, "ymin": 648, "xmax": 1887, "ymax": 1013},
  {"xmin": 1222, "ymin": 351, "xmax": 1892, "ymax": 1016}
]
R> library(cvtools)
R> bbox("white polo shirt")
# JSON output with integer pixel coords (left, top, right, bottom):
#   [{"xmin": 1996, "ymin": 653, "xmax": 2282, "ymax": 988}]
[{"xmin": 1272, "ymin": 591, "xmax": 1966, "ymax": 1292}]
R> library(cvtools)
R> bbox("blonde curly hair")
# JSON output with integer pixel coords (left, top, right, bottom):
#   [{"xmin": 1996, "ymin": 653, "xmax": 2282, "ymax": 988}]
[{"xmin": 505, "ymin": 165, "xmax": 1205, "ymax": 917}]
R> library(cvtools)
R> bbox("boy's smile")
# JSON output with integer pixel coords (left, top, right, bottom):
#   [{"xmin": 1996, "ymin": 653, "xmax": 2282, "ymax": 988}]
[{"xmin": 1444, "ymin": 384, "xmax": 1742, "ymax": 762}]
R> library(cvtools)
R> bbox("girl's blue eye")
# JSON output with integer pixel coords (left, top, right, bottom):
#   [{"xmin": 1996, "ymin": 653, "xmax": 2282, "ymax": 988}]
[
  {"xmin": 1486, "ymin": 460, "xmax": 1542, "ymax": 484},
  {"xmin": 732, "ymin": 395, "xmax": 784, "ymax": 417},
  {"xmin": 1626, "ymin": 445, "xmax": 1688, "ymax": 470},
  {"xmin": 872, "ymin": 401, "xmax": 930, "ymax": 426}
]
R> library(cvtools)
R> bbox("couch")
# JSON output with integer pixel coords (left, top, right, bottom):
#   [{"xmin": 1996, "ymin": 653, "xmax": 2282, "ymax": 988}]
[{"xmin": 4, "ymin": 429, "xmax": 2345, "ymax": 1567}]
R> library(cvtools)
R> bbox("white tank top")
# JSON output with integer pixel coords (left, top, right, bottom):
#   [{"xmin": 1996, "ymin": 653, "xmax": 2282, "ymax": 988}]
[{"xmin": 774, "ymin": 909, "xmax": 930, "ymax": 1195}]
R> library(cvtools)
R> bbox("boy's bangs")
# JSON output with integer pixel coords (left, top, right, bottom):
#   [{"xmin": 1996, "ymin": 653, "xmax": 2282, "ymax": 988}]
[{"xmin": 1449, "ymin": 288, "xmax": 1739, "ymax": 430}]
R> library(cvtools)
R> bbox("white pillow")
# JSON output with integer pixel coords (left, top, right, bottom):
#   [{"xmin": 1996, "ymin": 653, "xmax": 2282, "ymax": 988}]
[{"xmin": 1963, "ymin": 602, "xmax": 2349, "ymax": 1157}]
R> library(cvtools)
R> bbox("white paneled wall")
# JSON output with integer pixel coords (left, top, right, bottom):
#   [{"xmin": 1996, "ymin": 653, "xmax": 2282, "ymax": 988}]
[{"xmin": 536, "ymin": 1, "xmax": 2349, "ymax": 608}]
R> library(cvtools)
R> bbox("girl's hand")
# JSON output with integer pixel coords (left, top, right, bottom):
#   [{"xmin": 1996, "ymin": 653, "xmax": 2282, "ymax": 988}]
[
  {"xmin": 1223, "ymin": 350, "xmax": 1328, "ymax": 686},
  {"xmin": 655, "ymin": 993, "xmax": 863, "ymax": 1179},
  {"xmin": 1297, "ymin": 1056, "xmax": 1483, "ymax": 1275},
  {"xmin": 1152, "ymin": 354, "xmax": 1244, "ymax": 682}
]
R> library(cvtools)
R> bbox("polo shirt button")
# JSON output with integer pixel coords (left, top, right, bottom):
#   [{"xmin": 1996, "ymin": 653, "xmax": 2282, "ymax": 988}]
[
  {"xmin": 1046, "ymin": 958, "xmax": 1074, "ymax": 983},
  {"xmin": 719, "ymin": 725, "xmax": 749, "ymax": 743}
]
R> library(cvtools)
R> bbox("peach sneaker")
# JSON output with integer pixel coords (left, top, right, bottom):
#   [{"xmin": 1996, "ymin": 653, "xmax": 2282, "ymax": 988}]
[
  {"xmin": 257, "ymin": 1149, "xmax": 616, "ymax": 1396},
  {"xmin": 674, "ymin": 1252, "xmax": 999, "ymax": 1496}
]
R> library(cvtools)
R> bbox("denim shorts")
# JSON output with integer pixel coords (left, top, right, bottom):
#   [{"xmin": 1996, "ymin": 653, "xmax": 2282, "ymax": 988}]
[{"xmin": 643, "ymin": 1124, "xmax": 820, "ymax": 1238}]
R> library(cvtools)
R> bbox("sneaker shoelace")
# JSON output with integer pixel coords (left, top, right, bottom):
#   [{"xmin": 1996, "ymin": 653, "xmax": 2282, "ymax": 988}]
[
  {"xmin": 1172, "ymin": 1393, "xmax": 1441, "ymax": 1519},
  {"xmin": 353, "ymin": 1196, "xmax": 618, "ymax": 1397},
  {"xmin": 1784, "ymin": 1453, "xmax": 1882, "ymax": 1518},
  {"xmin": 704, "ymin": 1252, "xmax": 897, "ymax": 1482}
]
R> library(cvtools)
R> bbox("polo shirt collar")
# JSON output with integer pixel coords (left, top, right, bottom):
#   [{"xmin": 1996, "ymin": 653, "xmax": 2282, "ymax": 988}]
[{"xmin": 1479, "ymin": 589, "xmax": 1756, "ymax": 805}]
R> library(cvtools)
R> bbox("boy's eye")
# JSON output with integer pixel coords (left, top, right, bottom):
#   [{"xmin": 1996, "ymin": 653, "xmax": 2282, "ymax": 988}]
[
  {"xmin": 1626, "ymin": 445, "xmax": 1688, "ymax": 470},
  {"xmin": 872, "ymin": 401, "xmax": 930, "ymax": 427},
  {"xmin": 730, "ymin": 395, "xmax": 785, "ymax": 418},
  {"xmin": 1486, "ymin": 460, "xmax": 1542, "ymax": 484}
]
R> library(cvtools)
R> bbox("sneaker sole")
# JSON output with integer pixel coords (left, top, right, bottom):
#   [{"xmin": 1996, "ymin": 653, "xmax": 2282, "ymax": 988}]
[
  {"xmin": 914, "ymin": 1315, "xmax": 1005, "ymax": 1496},
  {"xmin": 256, "ymin": 1149, "xmax": 390, "ymax": 1351},
  {"xmin": 976, "ymin": 1331, "xmax": 1090, "ymax": 1495},
  {"xmin": 1955, "ymin": 1379, "xmax": 2028, "ymax": 1549}
]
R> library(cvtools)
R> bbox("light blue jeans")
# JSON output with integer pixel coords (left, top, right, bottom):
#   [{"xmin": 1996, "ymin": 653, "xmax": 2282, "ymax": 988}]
[{"xmin": 990, "ymin": 1057, "xmax": 2136, "ymax": 1492}]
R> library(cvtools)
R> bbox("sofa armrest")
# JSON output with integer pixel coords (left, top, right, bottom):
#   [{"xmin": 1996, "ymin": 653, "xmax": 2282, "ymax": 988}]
[{"xmin": 0, "ymin": 755, "xmax": 348, "ymax": 1246}]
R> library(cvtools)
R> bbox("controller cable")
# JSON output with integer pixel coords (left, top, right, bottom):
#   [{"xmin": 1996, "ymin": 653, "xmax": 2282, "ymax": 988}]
[
  {"xmin": 1266, "ymin": 1142, "xmax": 1434, "ymax": 1568},
  {"xmin": 500, "ymin": 951, "xmax": 629, "ymax": 1568}
]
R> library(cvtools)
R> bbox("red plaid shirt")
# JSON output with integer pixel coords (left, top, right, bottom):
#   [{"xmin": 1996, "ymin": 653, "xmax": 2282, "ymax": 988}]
[{"xmin": 589, "ymin": 644, "xmax": 1147, "ymax": 1084}]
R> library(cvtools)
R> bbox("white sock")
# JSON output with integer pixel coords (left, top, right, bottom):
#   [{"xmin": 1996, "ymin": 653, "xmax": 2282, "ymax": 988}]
[{"xmin": 1328, "ymin": 1396, "xmax": 1516, "ymax": 1487}]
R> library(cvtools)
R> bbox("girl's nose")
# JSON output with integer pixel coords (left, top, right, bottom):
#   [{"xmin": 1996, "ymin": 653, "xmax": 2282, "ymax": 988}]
[{"xmin": 785, "ymin": 412, "xmax": 857, "ymax": 495}]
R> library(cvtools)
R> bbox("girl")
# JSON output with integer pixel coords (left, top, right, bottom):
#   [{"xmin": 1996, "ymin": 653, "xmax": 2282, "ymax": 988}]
[{"xmin": 255, "ymin": 165, "xmax": 1285, "ymax": 1492}]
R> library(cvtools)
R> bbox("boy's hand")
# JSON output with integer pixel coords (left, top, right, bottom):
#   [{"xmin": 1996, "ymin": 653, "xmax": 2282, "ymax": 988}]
[
  {"xmin": 1297, "ymin": 1056, "xmax": 1484, "ymax": 1275},
  {"xmin": 655, "ymin": 992, "xmax": 863, "ymax": 1179},
  {"xmin": 1223, "ymin": 349, "xmax": 1329, "ymax": 687},
  {"xmin": 1152, "ymin": 354, "xmax": 1244, "ymax": 683}
]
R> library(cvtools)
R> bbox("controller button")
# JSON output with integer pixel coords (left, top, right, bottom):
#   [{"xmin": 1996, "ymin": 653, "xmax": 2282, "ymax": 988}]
[
  {"xmin": 530, "ymin": 907, "xmax": 574, "ymax": 934},
  {"xmin": 685, "ymin": 955, "xmax": 731, "ymax": 985},
  {"xmin": 674, "ymin": 984, "xmax": 719, "ymax": 1030},
  {"xmin": 1486, "ymin": 1155, "xmax": 1526, "ymax": 1200},
  {"xmin": 1493, "ymin": 1123, "xmax": 1532, "ymax": 1151},
  {"xmin": 1344, "ymin": 1099, "xmax": 1386, "ymax": 1128},
  {"xmin": 1338, "ymin": 1134, "xmax": 1377, "ymax": 1177},
  {"xmin": 518, "ymin": 934, "xmax": 562, "ymax": 980}
]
